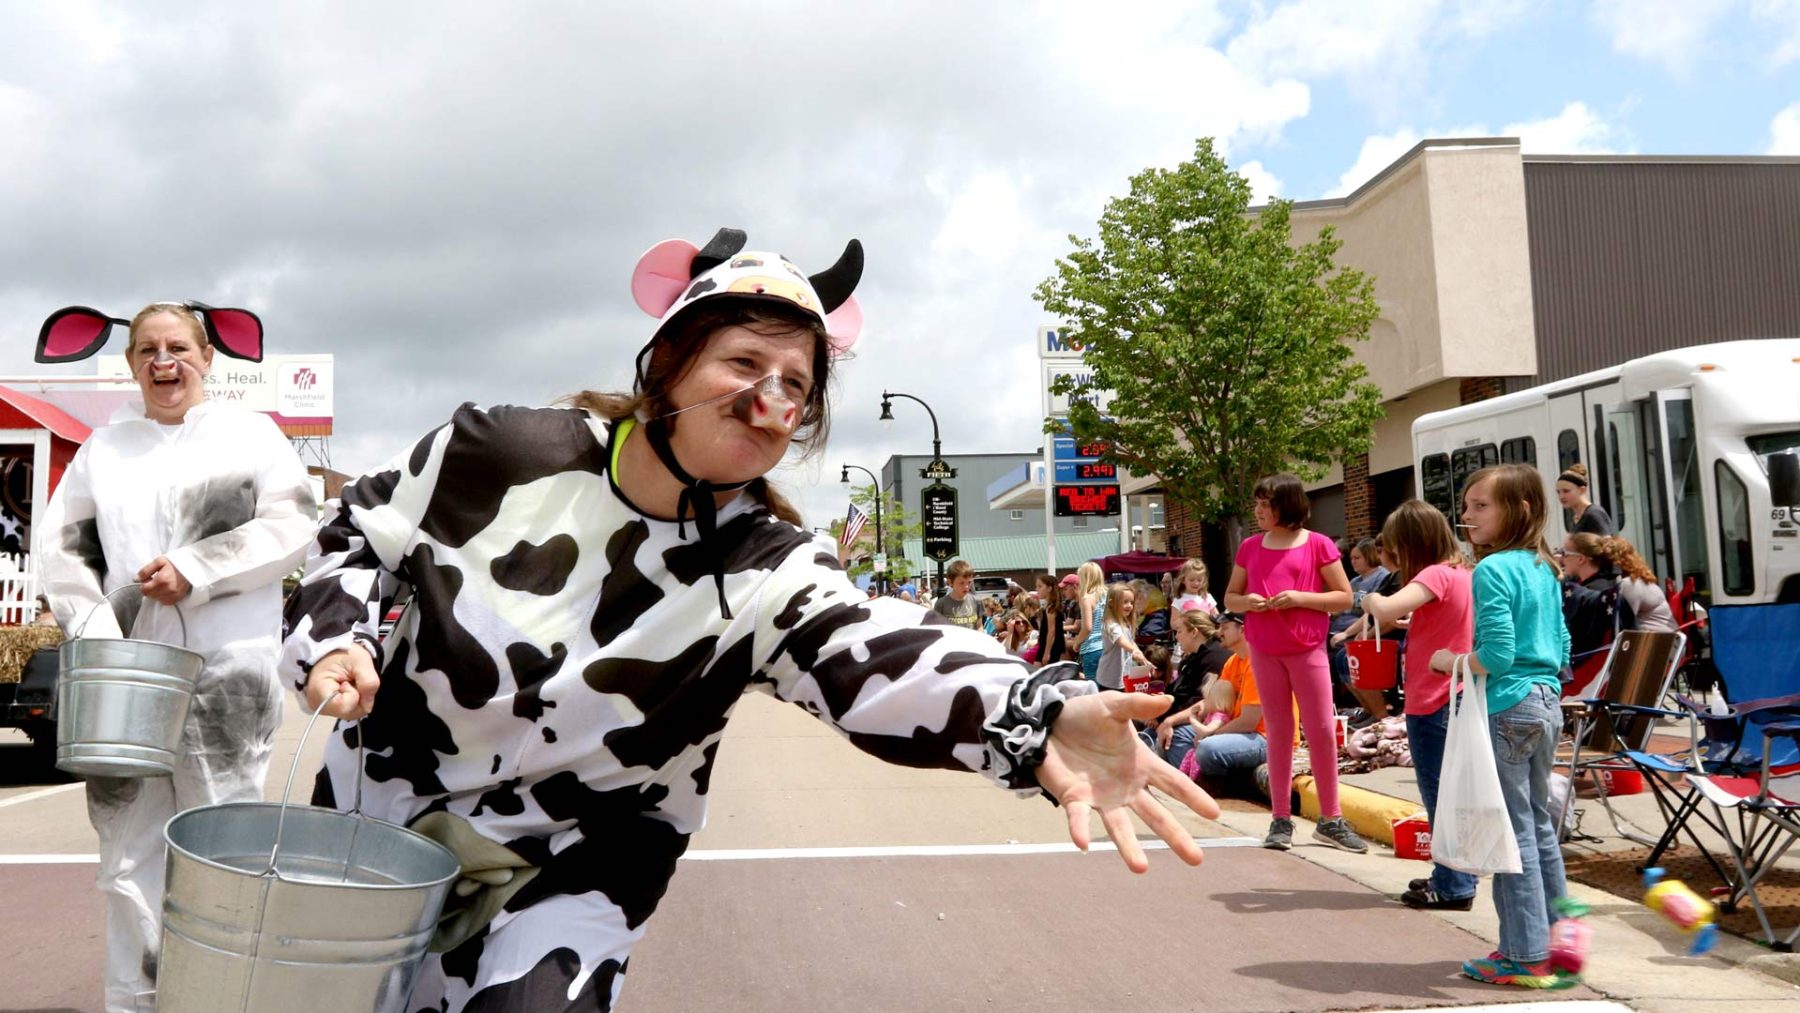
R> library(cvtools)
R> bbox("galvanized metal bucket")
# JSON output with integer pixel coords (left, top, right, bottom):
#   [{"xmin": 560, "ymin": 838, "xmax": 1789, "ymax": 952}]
[
  {"xmin": 56, "ymin": 584, "xmax": 206, "ymax": 778},
  {"xmin": 158, "ymin": 694, "xmax": 459, "ymax": 1013}
]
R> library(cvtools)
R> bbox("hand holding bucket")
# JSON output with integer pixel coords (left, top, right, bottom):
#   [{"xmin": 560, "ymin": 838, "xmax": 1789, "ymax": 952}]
[
  {"xmin": 1345, "ymin": 618, "xmax": 1398, "ymax": 691},
  {"xmin": 56, "ymin": 583, "xmax": 205, "ymax": 777}
]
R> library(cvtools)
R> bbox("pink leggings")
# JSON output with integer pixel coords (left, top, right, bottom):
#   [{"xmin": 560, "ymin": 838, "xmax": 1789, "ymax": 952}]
[{"xmin": 1248, "ymin": 645, "xmax": 1340, "ymax": 820}]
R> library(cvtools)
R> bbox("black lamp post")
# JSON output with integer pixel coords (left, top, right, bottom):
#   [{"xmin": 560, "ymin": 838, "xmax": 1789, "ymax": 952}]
[
  {"xmin": 840, "ymin": 464, "xmax": 885, "ymax": 594},
  {"xmin": 880, "ymin": 390, "xmax": 947, "ymax": 587}
]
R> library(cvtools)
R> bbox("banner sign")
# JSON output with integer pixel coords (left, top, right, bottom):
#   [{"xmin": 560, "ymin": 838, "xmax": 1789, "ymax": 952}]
[
  {"xmin": 921, "ymin": 484, "xmax": 959, "ymax": 562},
  {"xmin": 98, "ymin": 354, "xmax": 334, "ymax": 433}
]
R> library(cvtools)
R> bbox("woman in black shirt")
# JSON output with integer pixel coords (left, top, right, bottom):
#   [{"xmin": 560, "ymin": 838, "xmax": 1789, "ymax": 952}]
[{"xmin": 1556, "ymin": 462, "xmax": 1616, "ymax": 535}]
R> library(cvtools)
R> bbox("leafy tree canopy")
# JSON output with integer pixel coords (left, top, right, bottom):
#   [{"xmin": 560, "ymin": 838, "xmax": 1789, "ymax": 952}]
[{"xmin": 1036, "ymin": 137, "xmax": 1385, "ymax": 524}]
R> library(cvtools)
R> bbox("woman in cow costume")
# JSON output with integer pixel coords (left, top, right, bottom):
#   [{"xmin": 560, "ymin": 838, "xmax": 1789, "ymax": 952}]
[
  {"xmin": 36, "ymin": 302, "xmax": 317, "ymax": 1013},
  {"xmin": 280, "ymin": 230, "xmax": 1219, "ymax": 1012}
]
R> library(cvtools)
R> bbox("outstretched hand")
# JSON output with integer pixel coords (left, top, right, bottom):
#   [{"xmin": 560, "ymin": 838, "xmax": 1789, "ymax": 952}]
[{"xmin": 1036, "ymin": 691, "xmax": 1222, "ymax": 874}]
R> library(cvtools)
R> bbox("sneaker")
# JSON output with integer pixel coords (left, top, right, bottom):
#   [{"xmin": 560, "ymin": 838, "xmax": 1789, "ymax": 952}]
[
  {"xmin": 1262, "ymin": 817, "xmax": 1294, "ymax": 851},
  {"xmin": 1461, "ymin": 953, "xmax": 1579, "ymax": 990},
  {"xmin": 1312, "ymin": 816, "xmax": 1370, "ymax": 853},
  {"xmin": 1349, "ymin": 709, "xmax": 1382, "ymax": 730},
  {"xmin": 1253, "ymin": 762, "xmax": 1271, "ymax": 799},
  {"xmin": 1408, "ymin": 877, "xmax": 1431, "ymax": 892},
  {"xmin": 1400, "ymin": 886, "xmax": 1474, "ymax": 911}
]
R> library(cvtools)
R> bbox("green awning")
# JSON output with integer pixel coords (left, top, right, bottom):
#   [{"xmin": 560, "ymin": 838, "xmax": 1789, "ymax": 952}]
[{"xmin": 894, "ymin": 531, "xmax": 1122, "ymax": 573}]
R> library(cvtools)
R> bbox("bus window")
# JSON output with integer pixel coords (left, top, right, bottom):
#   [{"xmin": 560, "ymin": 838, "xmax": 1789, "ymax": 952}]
[
  {"xmin": 1716, "ymin": 461, "xmax": 1754, "ymax": 597},
  {"xmin": 1451, "ymin": 444, "xmax": 1498, "ymax": 508},
  {"xmin": 1421, "ymin": 453, "xmax": 1452, "ymax": 516},
  {"xmin": 1501, "ymin": 437, "xmax": 1537, "ymax": 469},
  {"xmin": 1557, "ymin": 429, "xmax": 1579, "ymax": 472},
  {"xmin": 1665, "ymin": 399, "xmax": 1709, "ymax": 601}
]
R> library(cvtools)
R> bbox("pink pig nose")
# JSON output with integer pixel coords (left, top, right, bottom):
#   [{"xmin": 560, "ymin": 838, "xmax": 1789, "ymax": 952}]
[{"xmin": 748, "ymin": 392, "xmax": 798, "ymax": 430}]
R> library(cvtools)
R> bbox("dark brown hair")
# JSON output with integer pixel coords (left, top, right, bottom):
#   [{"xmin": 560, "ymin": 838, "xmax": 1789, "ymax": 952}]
[
  {"xmin": 1036, "ymin": 573, "xmax": 1061, "ymax": 610},
  {"xmin": 1380, "ymin": 499, "xmax": 1466, "ymax": 583},
  {"xmin": 1464, "ymin": 464, "xmax": 1560, "ymax": 574},
  {"xmin": 1252, "ymin": 472, "xmax": 1310, "ymax": 528},
  {"xmin": 568, "ymin": 300, "xmax": 832, "ymax": 526}
]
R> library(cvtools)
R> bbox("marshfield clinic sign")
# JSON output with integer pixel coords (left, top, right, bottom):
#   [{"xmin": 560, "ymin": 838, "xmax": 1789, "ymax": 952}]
[{"xmin": 98, "ymin": 353, "xmax": 335, "ymax": 435}]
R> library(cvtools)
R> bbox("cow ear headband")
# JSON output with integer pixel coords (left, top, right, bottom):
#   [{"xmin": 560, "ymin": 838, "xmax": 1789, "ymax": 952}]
[
  {"xmin": 629, "ymin": 228, "xmax": 864, "ymax": 385},
  {"xmin": 36, "ymin": 301, "xmax": 264, "ymax": 363}
]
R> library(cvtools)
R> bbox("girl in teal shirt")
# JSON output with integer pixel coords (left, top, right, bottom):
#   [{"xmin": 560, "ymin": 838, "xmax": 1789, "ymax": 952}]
[{"xmin": 1429, "ymin": 464, "xmax": 1575, "ymax": 991}]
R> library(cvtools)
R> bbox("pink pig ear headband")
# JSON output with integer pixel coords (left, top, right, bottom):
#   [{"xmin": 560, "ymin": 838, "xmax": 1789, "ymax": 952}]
[
  {"xmin": 35, "ymin": 301, "xmax": 264, "ymax": 363},
  {"xmin": 629, "ymin": 227, "xmax": 864, "ymax": 388}
]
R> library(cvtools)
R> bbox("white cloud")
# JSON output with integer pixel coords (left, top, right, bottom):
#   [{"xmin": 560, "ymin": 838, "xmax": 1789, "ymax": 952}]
[
  {"xmin": 1328, "ymin": 102, "xmax": 1625, "ymax": 197},
  {"xmin": 1591, "ymin": 0, "xmax": 1733, "ymax": 74},
  {"xmin": 1753, "ymin": 0, "xmax": 1800, "ymax": 66},
  {"xmin": 1330, "ymin": 129, "xmax": 1424, "ymax": 197},
  {"xmin": 1504, "ymin": 102, "xmax": 1623, "ymax": 154},
  {"xmin": 1238, "ymin": 160, "xmax": 1284, "ymax": 203},
  {"xmin": 1769, "ymin": 102, "xmax": 1800, "ymax": 152}
]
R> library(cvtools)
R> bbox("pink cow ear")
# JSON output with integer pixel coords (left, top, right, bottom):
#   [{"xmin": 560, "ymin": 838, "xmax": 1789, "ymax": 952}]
[
  {"xmin": 631, "ymin": 239, "xmax": 700, "ymax": 317},
  {"xmin": 824, "ymin": 295, "xmax": 863, "ymax": 354}
]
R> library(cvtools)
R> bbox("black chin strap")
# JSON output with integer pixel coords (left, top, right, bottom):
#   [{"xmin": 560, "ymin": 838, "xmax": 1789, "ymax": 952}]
[{"xmin": 641, "ymin": 417, "xmax": 752, "ymax": 619}]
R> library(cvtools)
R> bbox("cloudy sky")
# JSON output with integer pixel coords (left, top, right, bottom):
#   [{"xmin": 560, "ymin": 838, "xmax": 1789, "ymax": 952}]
[{"xmin": 4, "ymin": 0, "xmax": 1799, "ymax": 527}]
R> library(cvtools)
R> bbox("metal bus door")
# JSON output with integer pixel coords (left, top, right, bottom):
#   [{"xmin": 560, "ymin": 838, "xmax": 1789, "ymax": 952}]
[{"xmin": 1593, "ymin": 401, "xmax": 1655, "ymax": 551}]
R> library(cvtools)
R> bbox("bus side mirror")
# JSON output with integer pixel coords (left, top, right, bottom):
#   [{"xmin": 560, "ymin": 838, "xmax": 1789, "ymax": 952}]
[{"xmin": 1771, "ymin": 451, "xmax": 1800, "ymax": 509}]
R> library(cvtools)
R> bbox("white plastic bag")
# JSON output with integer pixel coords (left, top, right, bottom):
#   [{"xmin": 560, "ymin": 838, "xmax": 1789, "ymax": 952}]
[{"xmin": 1431, "ymin": 655, "xmax": 1523, "ymax": 875}]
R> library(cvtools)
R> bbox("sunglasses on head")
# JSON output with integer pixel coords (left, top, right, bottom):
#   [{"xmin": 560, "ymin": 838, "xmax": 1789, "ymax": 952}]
[{"xmin": 36, "ymin": 301, "xmax": 264, "ymax": 364}]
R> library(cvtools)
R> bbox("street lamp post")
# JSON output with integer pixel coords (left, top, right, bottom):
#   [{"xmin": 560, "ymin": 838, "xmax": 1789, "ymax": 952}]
[
  {"xmin": 840, "ymin": 464, "xmax": 885, "ymax": 594},
  {"xmin": 880, "ymin": 390, "xmax": 948, "ymax": 587}
]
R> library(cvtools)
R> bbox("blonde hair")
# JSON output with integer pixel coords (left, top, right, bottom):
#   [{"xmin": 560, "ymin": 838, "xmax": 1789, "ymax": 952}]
[
  {"xmin": 1203, "ymin": 678, "xmax": 1236, "ymax": 714},
  {"xmin": 1175, "ymin": 609, "xmax": 1217, "ymax": 639},
  {"xmin": 1077, "ymin": 561, "xmax": 1105, "ymax": 601},
  {"xmin": 1465, "ymin": 464, "xmax": 1561, "ymax": 575},
  {"xmin": 127, "ymin": 303, "xmax": 207, "ymax": 355},
  {"xmin": 1177, "ymin": 557, "xmax": 1208, "ymax": 595},
  {"xmin": 1569, "ymin": 532, "xmax": 1656, "ymax": 584},
  {"xmin": 1103, "ymin": 581, "xmax": 1135, "ymax": 628}
]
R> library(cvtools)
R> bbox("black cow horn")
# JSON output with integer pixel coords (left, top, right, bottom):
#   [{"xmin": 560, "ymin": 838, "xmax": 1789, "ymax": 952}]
[
  {"xmin": 808, "ymin": 239, "xmax": 863, "ymax": 313},
  {"xmin": 690, "ymin": 228, "xmax": 748, "ymax": 279}
]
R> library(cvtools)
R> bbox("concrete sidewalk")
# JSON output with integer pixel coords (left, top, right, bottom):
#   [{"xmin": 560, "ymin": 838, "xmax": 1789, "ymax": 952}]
[{"xmin": 1232, "ymin": 753, "xmax": 1800, "ymax": 1013}]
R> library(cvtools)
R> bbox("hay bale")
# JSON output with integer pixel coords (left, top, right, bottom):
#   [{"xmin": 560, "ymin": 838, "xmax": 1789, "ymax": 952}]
[{"xmin": 0, "ymin": 626, "xmax": 64, "ymax": 684}]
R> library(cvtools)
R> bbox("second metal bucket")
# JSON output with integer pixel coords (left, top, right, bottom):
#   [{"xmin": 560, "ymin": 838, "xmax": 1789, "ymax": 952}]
[
  {"xmin": 157, "ymin": 696, "xmax": 460, "ymax": 1013},
  {"xmin": 56, "ymin": 585, "xmax": 205, "ymax": 778}
]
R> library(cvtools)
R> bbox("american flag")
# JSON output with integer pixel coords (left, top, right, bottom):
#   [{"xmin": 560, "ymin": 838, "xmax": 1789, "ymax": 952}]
[{"xmin": 840, "ymin": 502, "xmax": 869, "ymax": 548}]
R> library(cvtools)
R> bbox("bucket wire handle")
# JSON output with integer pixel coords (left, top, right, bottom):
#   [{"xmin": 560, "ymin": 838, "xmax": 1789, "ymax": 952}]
[
  {"xmin": 71, "ymin": 581, "xmax": 191, "ymax": 648},
  {"xmin": 264, "ymin": 686, "xmax": 368, "ymax": 880}
]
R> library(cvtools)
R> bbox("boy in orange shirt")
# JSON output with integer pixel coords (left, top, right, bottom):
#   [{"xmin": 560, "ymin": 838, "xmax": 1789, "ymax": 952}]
[{"xmin": 1170, "ymin": 612, "xmax": 1290, "ymax": 796}]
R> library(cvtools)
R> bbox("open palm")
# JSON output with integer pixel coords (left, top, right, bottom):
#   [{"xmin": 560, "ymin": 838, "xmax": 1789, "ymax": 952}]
[{"xmin": 1036, "ymin": 691, "xmax": 1223, "ymax": 873}]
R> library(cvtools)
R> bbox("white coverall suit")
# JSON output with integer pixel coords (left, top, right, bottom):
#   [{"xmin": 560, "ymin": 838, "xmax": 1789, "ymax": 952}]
[{"xmin": 38, "ymin": 399, "xmax": 316, "ymax": 1013}]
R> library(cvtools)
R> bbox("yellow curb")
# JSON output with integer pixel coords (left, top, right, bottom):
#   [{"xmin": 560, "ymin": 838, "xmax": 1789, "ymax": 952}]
[{"xmin": 1293, "ymin": 774, "xmax": 1424, "ymax": 847}]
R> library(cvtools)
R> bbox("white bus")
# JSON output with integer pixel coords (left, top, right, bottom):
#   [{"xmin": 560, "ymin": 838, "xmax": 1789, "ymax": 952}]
[{"xmin": 1412, "ymin": 340, "xmax": 1800, "ymax": 607}]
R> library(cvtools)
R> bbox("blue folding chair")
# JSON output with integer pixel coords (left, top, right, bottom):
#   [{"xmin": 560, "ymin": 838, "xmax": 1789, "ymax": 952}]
[{"xmin": 1577, "ymin": 604, "xmax": 1800, "ymax": 888}]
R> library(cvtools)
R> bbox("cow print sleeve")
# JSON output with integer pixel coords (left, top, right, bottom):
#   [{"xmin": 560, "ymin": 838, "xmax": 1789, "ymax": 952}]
[
  {"xmin": 753, "ymin": 540, "xmax": 1095, "ymax": 796},
  {"xmin": 279, "ymin": 418, "xmax": 453, "ymax": 690}
]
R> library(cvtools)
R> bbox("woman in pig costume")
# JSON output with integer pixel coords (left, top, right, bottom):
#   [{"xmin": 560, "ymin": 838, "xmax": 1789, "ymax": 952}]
[
  {"xmin": 35, "ymin": 301, "xmax": 317, "ymax": 1012},
  {"xmin": 280, "ymin": 229, "xmax": 1220, "ymax": 1012}
]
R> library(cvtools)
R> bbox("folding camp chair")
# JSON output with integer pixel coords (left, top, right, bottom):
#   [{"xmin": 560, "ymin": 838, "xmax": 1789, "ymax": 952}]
[
  {"xmin": 1559, "ymin": 630, "xmax": 1687, "ymax": 844},
  {"xmin": 1684, "ymin": 721, "xmax": 1800, "ymax": 950},
  {"xmin": 1580, "ymin": 604, "xmax": 1800, "ymax": 887}
]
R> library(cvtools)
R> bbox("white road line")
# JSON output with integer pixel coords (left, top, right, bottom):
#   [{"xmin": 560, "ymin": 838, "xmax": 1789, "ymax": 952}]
[
  {"xmin": 1365, "ymin": 1005, "xmax": 1634, "ymax": 1013},
  {"xmin": 0, "ymin": 781, "xmax": 81, "ymax": 810},
  {"xmin": 0, "ymin": 837, "xmax": 1267, "ymax": 867},
  {"xmin": 682, "ymin": 837, "xmax": 1266, "ymax": 861}
]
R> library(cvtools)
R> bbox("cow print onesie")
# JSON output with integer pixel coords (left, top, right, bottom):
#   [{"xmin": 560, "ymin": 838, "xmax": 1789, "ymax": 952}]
[{"xmin": 279, "ymin": 404, "xmax": 1087, "ymax": 1012}]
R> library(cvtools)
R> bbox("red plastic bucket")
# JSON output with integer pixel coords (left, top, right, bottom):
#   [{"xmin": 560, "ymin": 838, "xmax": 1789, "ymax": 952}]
[
  {"xmin": 1346, "ymin": 635, "xmax": 1397, "ymax": 690},
  {"xmin": 1393, "ymin": 814, "xmax": 1432, "ymax": 861}
]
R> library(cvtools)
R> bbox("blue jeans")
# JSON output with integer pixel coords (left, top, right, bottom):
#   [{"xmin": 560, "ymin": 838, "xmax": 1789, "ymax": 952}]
[
  {"xmin": 1488, "ymin": 683, "xmax": 1567, "ymax": 964},
  {"xmin": 1406, "ymin": 706, "xmax": 1479, "ymax": 901},
  {"xmin": 1191, "ymin": 732, "xmax": 1267, "ymax": 783}
]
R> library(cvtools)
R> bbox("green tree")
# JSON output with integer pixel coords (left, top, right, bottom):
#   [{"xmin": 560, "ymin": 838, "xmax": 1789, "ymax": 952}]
[
  {"xmin": 831, "ymin": 485, "xmax": 924, "ymax": 585},
  {"xmin": 1036, "ymin": 137, "xmax": 1384, "ymax": 542}
]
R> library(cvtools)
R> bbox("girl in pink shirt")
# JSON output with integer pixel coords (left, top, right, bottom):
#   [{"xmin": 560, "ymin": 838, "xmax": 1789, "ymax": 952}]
[
  {"xmin": 1363, "ymin": 499, "xmax": 1477, "ymax": 910},
  {"xmin": 1225, "ymin": 473, "xmax": 1364, "ymax": 853}
]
